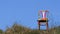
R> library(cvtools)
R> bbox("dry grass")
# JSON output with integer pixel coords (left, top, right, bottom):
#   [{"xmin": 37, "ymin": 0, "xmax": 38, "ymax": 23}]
[{"xmin": 0, "ymin": 24, "xmax": 60, "ymax": 34}]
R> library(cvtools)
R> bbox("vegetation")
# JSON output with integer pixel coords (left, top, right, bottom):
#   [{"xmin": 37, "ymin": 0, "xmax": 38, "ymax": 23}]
[{"xmin": 0, "ymin": 23, "xmax": 60, "ymax": 34}]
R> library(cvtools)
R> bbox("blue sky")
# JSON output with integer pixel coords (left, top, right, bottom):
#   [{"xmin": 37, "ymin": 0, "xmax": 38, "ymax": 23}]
[{"xmin": 0, "ymin": 0, "xmax": 60, "ymax": 31}]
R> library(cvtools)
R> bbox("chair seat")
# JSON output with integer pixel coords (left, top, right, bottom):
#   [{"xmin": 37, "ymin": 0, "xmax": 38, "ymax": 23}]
[{"xmin": 38, "ymin": 18, "xmax": 48, "ymax": 22}]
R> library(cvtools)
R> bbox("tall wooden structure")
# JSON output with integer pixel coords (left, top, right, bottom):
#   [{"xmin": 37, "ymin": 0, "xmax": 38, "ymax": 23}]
[{"xmin": 37, "ymin": 10, "xmax": 49, "ymax": 31}]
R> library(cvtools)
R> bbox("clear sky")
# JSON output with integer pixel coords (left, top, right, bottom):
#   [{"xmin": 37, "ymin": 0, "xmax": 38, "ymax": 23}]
[{"xmin": 0, "ymin": 0, "xmax": 60, "ymax": 31}]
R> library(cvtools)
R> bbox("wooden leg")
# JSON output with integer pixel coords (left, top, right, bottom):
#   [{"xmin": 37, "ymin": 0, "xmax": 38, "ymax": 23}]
[{"xmin": 38, "ymin": 22, "xmax": 40, "ymax": 30}]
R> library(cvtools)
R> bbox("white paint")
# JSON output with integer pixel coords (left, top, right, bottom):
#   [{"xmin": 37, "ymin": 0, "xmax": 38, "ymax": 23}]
[{"xmin": 42, "ymin": 11, "xmax": 45, "ymax": 18}]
